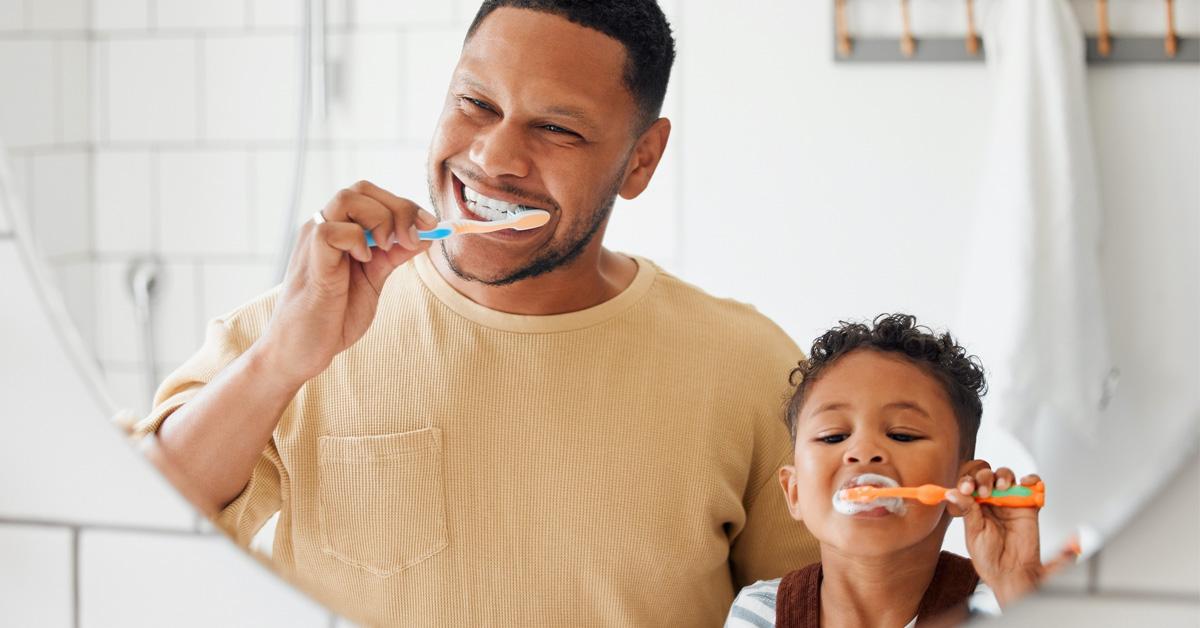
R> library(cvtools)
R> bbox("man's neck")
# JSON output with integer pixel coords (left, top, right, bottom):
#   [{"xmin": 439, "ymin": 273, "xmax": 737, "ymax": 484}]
[
  {"xmin": 428, "ymin": 245, "xmax": 639, "ymax": 315},
  {"xmin": 817, "ymin": 533, "xmax": 946, "ymax": 628}
]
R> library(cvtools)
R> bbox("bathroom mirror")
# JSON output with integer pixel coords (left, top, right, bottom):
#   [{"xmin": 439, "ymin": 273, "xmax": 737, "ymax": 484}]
[{"xmin": 1, "ymin": 1, "xmax": 1196, "ymax": 625}]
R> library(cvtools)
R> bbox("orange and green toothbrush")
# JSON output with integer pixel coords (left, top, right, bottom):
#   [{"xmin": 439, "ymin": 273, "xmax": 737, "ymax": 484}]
[{"xmin": 841, "ymin": 481, "xmax": 1045, "ymax": 508}]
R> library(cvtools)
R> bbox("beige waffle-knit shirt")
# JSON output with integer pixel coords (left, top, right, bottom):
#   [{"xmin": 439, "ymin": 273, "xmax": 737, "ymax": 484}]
[{"xmin": 136, "ymin": 252, "xmax": 819, "ymax": 627}]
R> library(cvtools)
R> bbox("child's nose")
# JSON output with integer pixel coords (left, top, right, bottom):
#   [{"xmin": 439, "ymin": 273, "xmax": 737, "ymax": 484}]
[{"xmin": 844, "ymin": 441, "xmax": 887, "ymax": 464}]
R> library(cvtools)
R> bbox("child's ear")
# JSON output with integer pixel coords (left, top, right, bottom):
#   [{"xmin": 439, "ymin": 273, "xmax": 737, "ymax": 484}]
[{"xmin": 778, "ymin": 465, "xmax": 804, "ymax": 522}]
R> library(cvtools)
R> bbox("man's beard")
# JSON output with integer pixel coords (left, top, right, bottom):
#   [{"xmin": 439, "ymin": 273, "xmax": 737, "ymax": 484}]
[{"xmin": 426, "ymin": 169, "xmax": 622, "ymax": 287}]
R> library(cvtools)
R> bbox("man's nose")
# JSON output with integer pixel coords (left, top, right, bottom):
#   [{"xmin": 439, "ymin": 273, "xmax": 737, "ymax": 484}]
[
  {"xmin": 843, "ymin": 437, "xmax": 887, "ymax": 465},
  {"xmin": 469, "ymin": 121, "xmax": 531, "ymax": 179}
]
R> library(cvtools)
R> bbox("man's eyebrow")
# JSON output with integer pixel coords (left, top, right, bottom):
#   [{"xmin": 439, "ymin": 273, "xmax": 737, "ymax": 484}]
[
  {"xmin": 453, "ymin": 73, "xmax": 599, "ymax": 133},
  {"xmin": 540, "ymin": 105, "xmax": 599, "ymax": 132},
  {"xmin": 457, "ymin": 75, "xmax": 488, "ymax": 93}
]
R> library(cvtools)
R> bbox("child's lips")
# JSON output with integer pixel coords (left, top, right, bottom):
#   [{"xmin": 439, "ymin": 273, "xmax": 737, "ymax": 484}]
[{"xmin": 853, "ymin": 506, "xmax": 894, "ymax": 518}]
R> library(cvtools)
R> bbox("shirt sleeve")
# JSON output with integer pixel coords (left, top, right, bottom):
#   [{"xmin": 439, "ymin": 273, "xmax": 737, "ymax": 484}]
[
  {"xmin": 725, "ymin": 579, "xmax": 781, "ymax": 628},
  {"xmin": 729, "ymin": 448, "xmax": 821, "ymax": 587},
  {"xmin": 130, "ymin": 313, "xmax": 285, "ymax": 547}
]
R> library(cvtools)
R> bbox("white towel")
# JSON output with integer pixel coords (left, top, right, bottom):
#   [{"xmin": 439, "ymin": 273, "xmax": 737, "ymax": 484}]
[{"xmin": 960, "ymin": 0, "xmax": 1117, "ymax": 450}]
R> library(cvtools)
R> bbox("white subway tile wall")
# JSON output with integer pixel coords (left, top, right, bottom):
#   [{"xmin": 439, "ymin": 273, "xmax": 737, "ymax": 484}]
[
  {"xmin": 154, "ymin": 0, "xmax": 245, "ymax": 31},
  {"xmin": 0, "ymin": 0, "xmax": 24, "ymax": 31},
  {"xmin": 0, "ymin": 525, "xmax": 73, "ymax": 628},
  {"xmin": 92, "ymin": 0, "xmax": 149, "ymax": 31},
  {"xmin": 79, "ymin": 530, "xmax": 330, "ymax": 628},
  {"xmin": 201, "ymin": 260, "xmax": 275, "ymax": 320},
  {"xmin": 318, "ymin": 31, "xmax": 404, "ymax": 141},
  {"xmin": 251, "ymin": 147, "xmax": 357, "ymax": 258},
  {"xmin": 0, "ymin": 40, "xmax": 57, "ymax": 148},
  {"xmin": 157, "ymin": 150, "xmax": 252, "ymax": 255},
  {"xmin": 29, "ymin": 150, "xmax": 90, "ymax": 259},
  {"xmin": 94, "ymin": 149, "xmax": 154, "ymax": 253},
  {"xmin": 250, "ymin": 0, "xmax": 303, "ymax": 29},
  {"xmin": 58, "ymin": 39, "xmax": 93, "ymax": 143},
  {"xmin": 28, "ymin": 0, "xmax": 89, "ymax": 32},
  {"xmin": 102, "ymin": 37, "xmax": 199, "ymax": 142},
  {"xmin": 401, "ymin": 27, "xmax": 463, "ymax": 143},
  {"xmin": 350, "ymin": 0, "xmax": 456, "ymax": 27},
  {"xmin": 203, "ymin": 34, "xmax": 299, "ymax": 142}
]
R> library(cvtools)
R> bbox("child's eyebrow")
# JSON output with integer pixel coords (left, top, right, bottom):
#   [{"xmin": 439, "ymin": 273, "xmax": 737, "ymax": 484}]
[
  {"xmin": 811, "ymin": 401, "xmax": 850, "ymax": 415},
  {"xmin": 884, "ymin": 401, "xmax": 931, "ymax": 418}
]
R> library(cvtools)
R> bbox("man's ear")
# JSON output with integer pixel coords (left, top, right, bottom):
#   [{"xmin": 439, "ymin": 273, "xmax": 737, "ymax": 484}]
[
  {"xmin": 778, "ymin": 465, "xmax": 804, "ymax": 522},
  {"xmin": 618, "ymin": 117, "xmax": 671, "ymax": 200}
]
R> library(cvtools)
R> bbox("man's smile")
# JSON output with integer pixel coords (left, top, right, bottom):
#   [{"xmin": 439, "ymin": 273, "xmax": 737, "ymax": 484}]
[{"xmin": 449, "ymin": 172, "xmax": 554, "ymax": 241}]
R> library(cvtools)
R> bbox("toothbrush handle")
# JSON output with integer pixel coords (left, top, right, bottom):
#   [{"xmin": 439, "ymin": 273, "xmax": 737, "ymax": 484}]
[
  {"xmin": 973, "ymin": 481, "xmax": 1045, "ymax": 508},
  {"xmin": 364, "ymin": 224, "xmax": 456, "ymax": 247}
]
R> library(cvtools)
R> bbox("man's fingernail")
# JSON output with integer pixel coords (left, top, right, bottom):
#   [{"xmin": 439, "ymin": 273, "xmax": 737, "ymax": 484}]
[
  {"xmin": 418, "ymin": 209, "xmax": 437, "ymax": 226},
  {"xmin": 409, "ymin": 225, "xmax": 421, "ymax": 245}
]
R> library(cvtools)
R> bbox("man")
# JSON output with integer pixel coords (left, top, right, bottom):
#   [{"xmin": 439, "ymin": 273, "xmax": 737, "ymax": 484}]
[{"xmin": 138, "ymin": 2, "xmax": 819, "ymax": 625}]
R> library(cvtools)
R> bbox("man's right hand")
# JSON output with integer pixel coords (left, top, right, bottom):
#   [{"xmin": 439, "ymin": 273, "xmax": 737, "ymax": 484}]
[
  {"xmin": 255, "ymin": 180, "xmax": 438, "ymax": 388},
  {"xmin": 150, "ymin": 181, "xmax": 437, "ymax": 515}
]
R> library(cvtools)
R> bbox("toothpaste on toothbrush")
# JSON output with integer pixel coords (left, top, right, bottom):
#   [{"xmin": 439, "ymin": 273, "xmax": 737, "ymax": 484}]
[{"xmin": 832, "ymin": 473, "xmax": 907, "ymax": 515}]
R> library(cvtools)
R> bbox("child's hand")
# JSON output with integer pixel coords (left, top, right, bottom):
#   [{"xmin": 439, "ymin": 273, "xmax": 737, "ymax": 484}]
[{"xmin": 945, "ymin": 469, "xmax": 1048, "ymax": 608}]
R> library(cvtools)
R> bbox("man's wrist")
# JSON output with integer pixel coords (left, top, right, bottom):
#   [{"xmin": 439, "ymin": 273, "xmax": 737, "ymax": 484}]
[{"xmin": 245, "ymin": 339, "xmax": 313, "ymax": 395}]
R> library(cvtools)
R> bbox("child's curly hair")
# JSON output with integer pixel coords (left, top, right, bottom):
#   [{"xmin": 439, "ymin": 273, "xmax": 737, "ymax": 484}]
[{"xmin": 785, "ymin": 313, "xmax": 988, "ymax": 458}]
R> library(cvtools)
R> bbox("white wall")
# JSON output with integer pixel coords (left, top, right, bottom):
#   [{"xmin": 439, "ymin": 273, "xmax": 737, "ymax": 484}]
[{"xmin": 0, "ymin": 0, "xmax": 1197, "ymax": 625}]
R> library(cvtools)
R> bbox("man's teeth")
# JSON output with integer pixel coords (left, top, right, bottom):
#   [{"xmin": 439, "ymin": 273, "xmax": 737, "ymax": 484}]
[{"xmin": 462, "ymin": 185, "xmax": 531, "ymax": 221}]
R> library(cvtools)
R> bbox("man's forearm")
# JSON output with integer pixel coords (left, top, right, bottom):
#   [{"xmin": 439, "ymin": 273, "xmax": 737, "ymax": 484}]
[{"xmin": 153, "ymin": 342, "xmax": 304, "ymax": 515}]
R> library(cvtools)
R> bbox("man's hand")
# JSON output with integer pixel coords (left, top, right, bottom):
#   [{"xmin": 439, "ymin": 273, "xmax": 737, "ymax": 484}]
[
  {"xmin": 256, "ymin": 180, "xmax": 439, "ymax": 387},
  {"xmin": 153, "ymin": 181, "xmax": 438, "ymax": 514}
]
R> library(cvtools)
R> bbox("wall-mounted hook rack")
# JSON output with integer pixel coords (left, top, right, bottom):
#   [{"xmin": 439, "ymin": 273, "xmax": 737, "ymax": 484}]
[{"xmin": 833, "ymin": 0, "xmax": 1200, "ymax": 63}]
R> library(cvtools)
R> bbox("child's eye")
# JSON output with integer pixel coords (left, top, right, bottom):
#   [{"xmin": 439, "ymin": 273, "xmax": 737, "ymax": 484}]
[
  {"xmin": 817, "ymin": 434, "xmax": 848, "ymax": 444},
  {"xmin": 888, "ymin": 433, "xmax": 921, "ymax": 442}
]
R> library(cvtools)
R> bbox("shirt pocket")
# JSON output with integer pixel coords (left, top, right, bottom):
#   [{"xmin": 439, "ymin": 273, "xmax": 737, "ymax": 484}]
[{"xmin": 317, "ymin": 427, "xmax": 449, "ymax": 577}]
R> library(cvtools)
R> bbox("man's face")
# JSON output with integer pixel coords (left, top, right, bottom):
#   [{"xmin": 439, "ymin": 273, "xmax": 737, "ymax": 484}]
[
  {"xmin": 427, "ymin": 8, "xmax": 642, "ymax": 285},
  {"xmin": 780, "ymin": 350, "xmax": 970, "ymax": 557}
]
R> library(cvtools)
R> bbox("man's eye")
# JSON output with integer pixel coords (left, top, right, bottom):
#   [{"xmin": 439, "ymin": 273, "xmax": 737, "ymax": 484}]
[
  {"xmin": 541, "ymin": 124, "xmax": 577, "ymax": 136},
  {"xmin": 461, "ymin": 96, "xmax": 493, "ymax": 112},
  {"xmin": 818, "ymin": 434, "xmax": 848, "ymax": 444},
  {"xmin": 889, "ymin": 433, "xmax": 921, "ymax": 442}
]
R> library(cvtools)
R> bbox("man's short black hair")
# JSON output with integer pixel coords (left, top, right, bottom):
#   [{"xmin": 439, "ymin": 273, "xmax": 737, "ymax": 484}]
[
  {"xmin": 785, "ymin": 314, "xmax": 987, "ymax": 458},
  {"xmin": 466, "ymin": 0, "xmax": 676, "ymax": 133}
]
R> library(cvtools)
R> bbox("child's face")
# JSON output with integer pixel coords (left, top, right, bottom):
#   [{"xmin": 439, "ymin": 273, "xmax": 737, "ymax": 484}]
[{"xmin": 779, "ymin": 349, "xmax": 974, "ymax": 557}]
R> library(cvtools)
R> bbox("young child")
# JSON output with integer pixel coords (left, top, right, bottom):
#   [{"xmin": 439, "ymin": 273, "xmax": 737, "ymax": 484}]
[{"xmin": 727, "ymin": 314, "xmax": 1064, "ymax": 627}]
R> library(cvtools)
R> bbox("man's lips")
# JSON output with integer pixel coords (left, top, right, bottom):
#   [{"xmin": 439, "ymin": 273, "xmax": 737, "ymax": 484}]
[{"xmin": 448, "ymin": 173, "xmax": 549, "ymax": 241}]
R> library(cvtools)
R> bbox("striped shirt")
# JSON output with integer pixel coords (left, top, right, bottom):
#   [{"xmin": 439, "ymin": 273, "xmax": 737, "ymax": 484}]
[{"xmin": 724, "ymin": 577, "xmax": 1000, "ymax": 627}]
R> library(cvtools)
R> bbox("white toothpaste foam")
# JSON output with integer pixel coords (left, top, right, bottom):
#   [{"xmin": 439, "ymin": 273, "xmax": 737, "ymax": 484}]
[{"xmin": 832, "ymin": 473, "xmax": 907, "ymax": 516}]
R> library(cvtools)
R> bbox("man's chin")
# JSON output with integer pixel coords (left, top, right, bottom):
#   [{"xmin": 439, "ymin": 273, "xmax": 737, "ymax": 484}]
[{"xmin": 438, "ymin": 243, "xmax": 535, "ymax": 286}]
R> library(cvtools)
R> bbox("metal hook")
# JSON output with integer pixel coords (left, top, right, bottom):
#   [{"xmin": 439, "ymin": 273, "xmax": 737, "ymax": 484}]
[
  {"xmin": 900, "ymin": 0, "xmax": 915, "ymax": 58},
  {"xmin": 836, "ymin": 0, "xmax": 853, "ymax": 57},
  {"xmin": 1165, "ymin": 0, "xmax": 1178, "ymax": 58},
  {"xmin": 1096, "ymin": 0, "xmax": 1112, "ymax": 57},
  {"xmin": 965, "ymin": 0, "xmax": 980, "ymax": 56}
]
